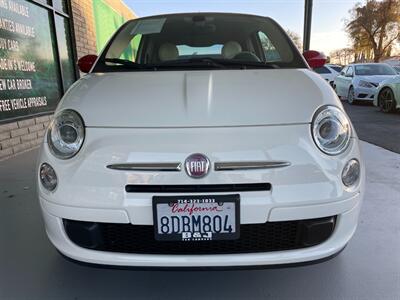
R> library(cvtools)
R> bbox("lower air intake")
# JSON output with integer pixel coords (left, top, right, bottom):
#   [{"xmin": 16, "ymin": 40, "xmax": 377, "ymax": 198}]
[{"xmin": 64, "ymin": 216, "xmax": 335, "ymax": 255}]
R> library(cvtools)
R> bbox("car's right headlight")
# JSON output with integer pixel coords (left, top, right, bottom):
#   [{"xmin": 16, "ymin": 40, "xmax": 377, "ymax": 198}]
[
  {"xmin": 47, "ymin": 109, "xmax": 85, "ymax": 159},
  {"xmin": 359, "ymin": 80, "xmax": 374, "ymax": 88},
  {"xmin": 312, "ymin": 106, "xmax": 351, "ymax": 155}
]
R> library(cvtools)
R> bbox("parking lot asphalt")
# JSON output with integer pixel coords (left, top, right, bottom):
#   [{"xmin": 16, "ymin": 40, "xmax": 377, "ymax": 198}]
[
  {"xmin": 342, "ymin": 101, "xmax": 400, "ymax": 154},
  {"xmin": 0, "ymin": 143, "xmax": 399, "ymax": 300}
]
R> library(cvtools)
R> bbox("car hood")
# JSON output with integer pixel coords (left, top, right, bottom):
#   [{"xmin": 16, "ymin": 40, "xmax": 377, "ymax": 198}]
[
  {"xmin": 381, "ymin": 75, "xmax": 400, "ymax": 85},
  {"xmin": 59, "ymin": 69, "xmax": 338, "ymax": 128},
  {"xmin": 358, "ymin": 75, "xmax": 395, "ymax": 84}
]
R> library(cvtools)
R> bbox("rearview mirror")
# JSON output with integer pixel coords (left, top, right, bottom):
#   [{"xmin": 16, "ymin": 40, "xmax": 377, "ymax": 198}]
[
  {"xmin": 303, "ymin": 50, "xmax": 327, "ymax": 69},
  {"xmin": 77, "ymin": 54, "xmax": 98, "ymax": 73}
]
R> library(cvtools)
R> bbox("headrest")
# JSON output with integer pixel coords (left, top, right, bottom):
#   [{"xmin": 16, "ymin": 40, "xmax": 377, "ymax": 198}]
[
  {"xmin": 158, "ymin": 43, "xmax": 179, "ymax": 61},
  {"xmin": 222, "ymin": 41, "xmax": 242, "ymax": 59}
]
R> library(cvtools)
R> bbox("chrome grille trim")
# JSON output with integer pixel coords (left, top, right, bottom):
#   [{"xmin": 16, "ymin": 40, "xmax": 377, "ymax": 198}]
[
  {"xmin": 214, "ymin": 161, "xmax": 291, "ymax": 171},
  {"xmin": 106, "ymin": 163, "xmax": 182, "ymax": 172}
]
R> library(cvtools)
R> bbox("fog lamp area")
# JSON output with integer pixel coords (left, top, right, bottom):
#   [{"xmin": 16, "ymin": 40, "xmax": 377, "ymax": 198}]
[
  {"xmin": 40, "ymin": 163, "xmax": 58, "ymax": 192},
  {"xmin": 342, "ymin": 159, "xmax": 360, "ymax": 188}
]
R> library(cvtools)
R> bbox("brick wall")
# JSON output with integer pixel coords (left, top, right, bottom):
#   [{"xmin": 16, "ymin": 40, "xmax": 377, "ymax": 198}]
[
  {"xmin": 70, "ymin": 0, "xmax": 97, "ymax": 59},
  {"xmin": 0, "ymin": 115, "xmax": 51, "ymax": 161}
]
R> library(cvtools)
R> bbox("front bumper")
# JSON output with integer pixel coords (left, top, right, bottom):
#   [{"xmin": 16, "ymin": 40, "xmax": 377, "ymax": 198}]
[
  {"xmin": 354, "ymin": 86, "xmax": 377, "ymax": 101},
  {"xmin": 38, "ymin": 125, "xmax": 364, "ymax": 267},
  {"xmin": 40, "ymin": 192, "xmax": 362, "ymax": 267}
]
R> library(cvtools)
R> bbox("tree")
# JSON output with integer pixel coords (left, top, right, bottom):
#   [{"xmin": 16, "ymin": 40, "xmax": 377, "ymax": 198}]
[
  {"xmin": 286, "ymin": 30, "xmax": 303, "ymax": 52},
  {"xmin": 329, "ymin": 48, "xmax": 355, "ymax": 65},
  {"xmin": 346, "ymin": 0, "xmax": 400, "ymax": 62}
]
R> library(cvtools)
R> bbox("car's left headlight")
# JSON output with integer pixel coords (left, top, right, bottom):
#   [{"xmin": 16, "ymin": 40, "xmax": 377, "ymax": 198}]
[
  {"xmin": 312, "ymin": 106, "xmax": 351, "ymax": 155},
  {"xmin": 47, "ymin": 109, "xmax": 85, "ymax": 159}
]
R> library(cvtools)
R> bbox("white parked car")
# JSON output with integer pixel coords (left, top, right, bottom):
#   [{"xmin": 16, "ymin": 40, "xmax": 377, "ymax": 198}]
[
  {"xmin": 373, "ymin": 75, "xmax": 400, "ymax": 113},
  {"xmin": 334, "ymin": 63, "xmax": 397, "ymax": 104},
  {"xmin": 313, "ymin": 64, "xmax": 342, "ymax": 87},
  {"xmin": 38, "ymin": 13, "xmax": 364, "ymax": 268}
]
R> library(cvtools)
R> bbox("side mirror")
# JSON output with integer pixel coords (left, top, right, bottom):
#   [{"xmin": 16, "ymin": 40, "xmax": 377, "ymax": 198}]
[
  {"xmin": 77, "ymin": 54, "xmax": 98, "ymax": 73},
  {"xmin": 303, "ymin": 50, "xmax": 327, "ymax": 69}
]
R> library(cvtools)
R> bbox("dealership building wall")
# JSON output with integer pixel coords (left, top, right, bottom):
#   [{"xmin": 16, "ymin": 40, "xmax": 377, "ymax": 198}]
[{"xmin": 0, "ymin": 0, "xmax": 136, "ymax": 160}]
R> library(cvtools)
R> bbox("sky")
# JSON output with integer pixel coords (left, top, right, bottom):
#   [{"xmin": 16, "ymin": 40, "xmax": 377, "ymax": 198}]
[{"xmin": 124, "ymin": 0, "xmax": 358, "ymax": 56}]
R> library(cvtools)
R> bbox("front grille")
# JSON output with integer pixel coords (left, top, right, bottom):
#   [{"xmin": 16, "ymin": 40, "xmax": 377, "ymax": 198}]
[
  {"xmin": 64, "ymin": 217, "xmax": 335, "ymax": 255},
  {"xmin": 125, "ymin": 183, "xmax": 271, "ymax": 193},
  {"xmin": 358, "ymin": 93, "xmax": 368, "ymax": 98}
]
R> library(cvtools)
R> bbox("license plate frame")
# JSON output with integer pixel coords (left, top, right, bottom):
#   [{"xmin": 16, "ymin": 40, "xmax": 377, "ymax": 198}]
[{"xmin": 153, "ymin": 194, "xmax": 240, "ymax": 241}]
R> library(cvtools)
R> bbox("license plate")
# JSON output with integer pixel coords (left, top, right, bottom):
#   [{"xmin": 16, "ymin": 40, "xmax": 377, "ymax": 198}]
[{"xmin": 153, "ymin": 194, "xmax": 240, "ymax": 241}]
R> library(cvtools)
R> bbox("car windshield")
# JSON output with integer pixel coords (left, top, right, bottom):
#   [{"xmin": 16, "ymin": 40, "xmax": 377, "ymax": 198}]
[
  {"xmin": 354, "ymin": 64, "xmax": 396, "ymax": 76},
  {"xmin": 330, "ymin": 66, "xmax": 342, "ymax": 73},
  {"xmin": 394, "ymin": 66, "xmax": 400, "ymax": 73},
  {"xmin": 95, "ymin": 13, "xmax": 306, "ymax": 72}
]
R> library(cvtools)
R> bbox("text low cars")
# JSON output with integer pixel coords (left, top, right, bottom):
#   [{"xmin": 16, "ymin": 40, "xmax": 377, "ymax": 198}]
[
  {"xmin": 37, "ymin": 13, "xmax": 364, "ymax": 268},
  {"xmin": 334, "ymin": 63, "xmax": 397, "ymax": 104},
  {"xmin": 374, "ymin": 75, "xmax": 400, "ymax": 113}
]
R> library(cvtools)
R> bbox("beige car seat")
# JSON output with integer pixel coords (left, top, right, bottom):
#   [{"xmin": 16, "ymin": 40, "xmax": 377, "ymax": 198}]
[
  {"xmin": 221, "ymin": 41, "xmax": 242, "ymax": 59},
  {"xmin": 158, "ymin": 43, "xmax": 179, "ymax": 61}
]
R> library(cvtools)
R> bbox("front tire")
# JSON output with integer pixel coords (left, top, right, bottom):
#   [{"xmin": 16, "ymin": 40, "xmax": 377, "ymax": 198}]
[
  {"xmin": 347, "ymin": 87, "xmax": 356, "ymax": 105},
  {"xmin": 378, "ymin": 88, "xmax": 396, "ymax": 113}
]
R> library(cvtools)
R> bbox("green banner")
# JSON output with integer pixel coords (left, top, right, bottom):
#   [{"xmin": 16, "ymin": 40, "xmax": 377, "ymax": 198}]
[
  {"xmin": 93, "ymin": 0, "xmax": 136, "ymax": 60},
  {"xmin": 0, "ymin": 0, "xmax": 61, "ymax": 123}
]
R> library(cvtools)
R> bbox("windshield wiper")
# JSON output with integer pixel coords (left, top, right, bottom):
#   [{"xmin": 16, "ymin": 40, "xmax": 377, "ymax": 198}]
[
  {"xmin": 217, "ymin": 59, "xmax": 279, "ymax": 69},
  {"xmin": 103, "ymin": 58, "xmax": 157, "ymax": 70},
  {"xmin": 156, "ymin": 57, "xmax": 227, "ymax": 69},
  {"xmin": 102, "ymin": 57, "xmax": 279, "ymax": 71},
  {"xmin": 156, "ymin": 57, "xmax": 278, "ymax": 69}
]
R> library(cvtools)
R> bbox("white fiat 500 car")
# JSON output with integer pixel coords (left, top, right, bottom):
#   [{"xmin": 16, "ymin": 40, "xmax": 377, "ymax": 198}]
[{"xmin": 38, "ymin": 13, "xmax": 364, "ymax": 268}]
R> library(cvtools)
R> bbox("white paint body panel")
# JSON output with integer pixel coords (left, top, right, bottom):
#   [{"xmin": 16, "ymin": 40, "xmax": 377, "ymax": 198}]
[
  {"xmin": 315, "ymin": 65, "xmax": 340, "ymax": 85},
  {"xmin": 38, "ymin": 68, "xmax": 365, "ymax": 267},
  {"xmin": 41, "ymin": 200, "xmax": 362, "ymax": 267},
  {"xmin": 59, "ymin": 69, "xmax": 339, "ymax": 127},
  {"xmin": 373, "ymin": 75, "xmax": 400, "ymax": 109}
]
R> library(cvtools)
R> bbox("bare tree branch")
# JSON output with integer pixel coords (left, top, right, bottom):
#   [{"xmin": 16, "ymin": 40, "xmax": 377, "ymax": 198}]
[{"xmin": 345, "ymin": 0, "xmax": 400, "ymax": 62}]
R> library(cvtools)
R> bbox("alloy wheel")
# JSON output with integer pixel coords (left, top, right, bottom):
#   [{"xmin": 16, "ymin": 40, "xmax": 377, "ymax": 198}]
[
  {"xmin": 379, "ymin": 88, "xmax": 395, "ymax": 113},
  {"xmin": 347, "ymin": 87, "xmax": 355, "ymax": 104}
]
